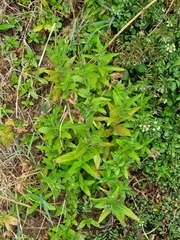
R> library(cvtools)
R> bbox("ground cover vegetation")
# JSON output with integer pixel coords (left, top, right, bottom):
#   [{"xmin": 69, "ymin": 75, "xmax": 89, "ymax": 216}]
[{"xmin": 0, "ymin": 0, "xmax": 179, "ymax": 239}]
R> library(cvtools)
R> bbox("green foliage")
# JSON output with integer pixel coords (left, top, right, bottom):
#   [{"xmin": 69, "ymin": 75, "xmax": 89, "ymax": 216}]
[
  {"xmin": 0, "ymin": 119, "xmax": 14, "ymax": 147},
  {"xmin": 90, "ymin": 228, "xmax": 122, "ymax": 240},
  {"xmin": 33, "ymin": 37, "xmax": 144, "ymax": 238},
  {"xmin": 1, "ymin": 0, "xmax": 179, "ymax": 239},
  {"xmin": 0, "ymin": 13, "xmax": 22, "ymax": 31},
  {"xmin": 0, "ymin": 104, "xmax": 13, "ymax": 118}
]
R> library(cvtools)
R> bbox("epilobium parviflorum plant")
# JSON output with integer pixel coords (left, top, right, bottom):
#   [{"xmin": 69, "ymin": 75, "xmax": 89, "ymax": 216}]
[
  {"xmin": 1, "ymin": 0, "xmax": 179, "ymax": 239},
  {"xmin": 33, "ymin": 37, "xmax": 147, "ymax": 239}
]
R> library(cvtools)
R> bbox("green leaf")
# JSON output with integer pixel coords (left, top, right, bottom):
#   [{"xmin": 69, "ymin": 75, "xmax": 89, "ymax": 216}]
[
  {"xmin": 84, "ymin": 63, "xmax": 98, "ymax": 71},
  {"xmin": 63, "ymin": 122, "xmax": 87, "ymax": 136},
  {"xmin": 0, "ymin": 23, "xmax": 14, "ymax": 31},
  {"xmin": 112, "ymin": 207, "xmax": 125, "ymax": 225},
  {"xmin": 128, "ymin": 106, "xmax": 141, "ymax": 116},
  {"xmin": 61, "ymin": 130, "xmax": 72, "ymax": 139},
  {"xmin": 33, "ymin": 24, "xmax": 44, "ymax": 32},
  {"xmin": 54, "ymin": 141, "xmax": 87, "ymax": 163},
  {"xmin": 114, "ymin": 203, "xmax": 140, "ymax": 222},
  {"xmin": 83, "ymin": 55, "xmax": 99, "ymax": 61},
  {"xmin": 68, "ymin": 162, "xmax": 82, "ymax": 174},
  {"xmin": 82, "ymin": 163, "xmax": 99, "ymax": 179},
  {"xmin": 27, "ymin": 203, "xmax": 39, "ymax": 215},
  {"xmin": 113, "ymin": 124, "xmax": 131, "ymax": 136},
  {"xmin": 98, "ymin": 66, "xmax": 106, "ymax": 77},
  {"xmin": 128, "ymin": 150, "xmax": 140, "ymax": 162},
  {"xmin": 4, "ymin": 36, "xmax": 19, "ymax": 48},
  {"xmin": 91, "ymin": 219, "xmax": 99, "ymax": 228},
  {"xmin": 121, "ymin": 165, "xmax": 129, "ymax": 179},
  {"xmin": 82, "ymin": 148, "xmax": 98, "ymax": 162},
  {"xmin": 136, "ymin": 64, "xmax": 148, "ymax": 73},
  {"xmin": 93, "ymin": 154, "xmax": 101, "ymax": 169},
  {"xmin": 46, "ymin": 203, "xmax": 56, "ymax": 211},
  {"xmin": 41, "ymin": 0, "xmax": 49, "ymax": 7},
  {"xmin": 77, "ymin": 220, "xmax": 86, "ymax": 230},
  {"xmin": 54, "ymin": 150, "xmax": 77, "ymax": 163},
  {"xmin": 98, "ymin": 208, "xmax": 112, "ymax": 223},
  {"xmin": 101, "ymin": 53, "xmax": 119, "ymax": 64},
  {"xmin": 102, "ymin": 66, "xmax": 124, "ymax": 72},
  {"xmin": 78, "ymin": 88, "xmax": 90, "ymax": 98},
  {"xmin": 107, "ymin": 103, "xmax": 119, "ymax": 126},
  {"xmin": 38, "ymin": 127, "xmax": 52, "ymax": 134},
  {"xmin": 93, "ymin": 198, "xmax": 107, "ymax": 208},
  {"xmin": 80, "ymin": 184, "xmax": 91, "ymax": 196},
  {"xmin": 83, "ymin": 180, "xmax": 95, "ymax": 186},
  {"xmin": 44, "ymin": 24, "xmax": 54, "ymax": 31}
]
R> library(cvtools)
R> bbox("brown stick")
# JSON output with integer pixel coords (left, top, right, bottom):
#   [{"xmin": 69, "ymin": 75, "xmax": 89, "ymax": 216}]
[
  {"xmin": 0, "ymin": 195, "xmax": 31, "ymax": 208},
  {"xmin": 108, "ymin": 0, "xmax": 158, "ymax": 46},
  {"xmin": 0, "ymin": 195, "xmax": 46, "ymax": 214}
]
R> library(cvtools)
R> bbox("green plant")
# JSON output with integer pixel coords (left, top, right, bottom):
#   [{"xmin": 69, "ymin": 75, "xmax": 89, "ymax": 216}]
[
  {"xmin": 0, "ymin": 13, "xmax": 22, "ymax": 32},
  {"xmin": 0, "ymin": 212, "xmax": 19, "ymax": 233},
  {"xmin": 28, "ymin": 31, "xmax": 46, "ymax": 44},
  {"xmin": 32, "ymin": 38, "xmax": 148, "ymax": 239},
  {"xmin": 4, "ymin": 36, "xmax": 19, "ymax": 49},
  {"xmin": 1, "ymin": 1, "xmax": 179, "ymax": 239},
  {"xmin": 0, "ymin": 104, "xmax": 14, "ymax": 118},
  {"xmin": 0, "ymin": 119, "xmax": 14, "ymax": 147},
  {"xmin": 90, "ymin": 228, "xmax": 122, "ymax": 240}
]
